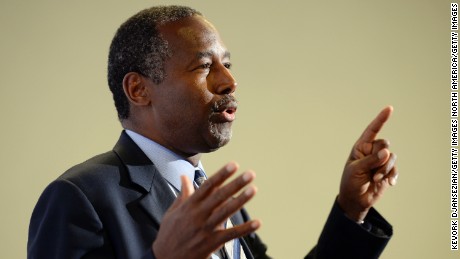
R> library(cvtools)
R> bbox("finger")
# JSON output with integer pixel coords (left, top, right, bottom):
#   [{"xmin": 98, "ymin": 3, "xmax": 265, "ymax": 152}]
[
  {"xmin": 357, "ymin": 106, "xmax": 393, "ymax": 144},
  {"xmin": 212, "ymin": 220, "xmax": 261, "ymax": 248},
  {"xmin": 373, "ymin": 152, "xmax": 397, "ymax": 182},
  {"xmin": 354, "ymin": 139, "xmax": 390, "ymax": 159},
  {"xmin": 191, "ymin": 162, "xmax": 239, "ymax": 201},
  {"xmin": 353, "ymin": 148, "xmax": 390, "ymax": 173},
  {"xmin": 168, "ymin": 175, "xmax": 195, "ymax": 211},
  {"xmin": 388, "ymin": 166, "xmax": 398, "ymax": 186},
  {"xmin": 206, "ymin": 185, "xmax": 257, "ymax": 228},
  {"xmin": 372, "ymin": 139, "xmax": 390, "ymax": 154},
  {"xmin": 180, "ymin": 175, "xmax": 195, "ymax": 198},
  {"xmin": 200, "ymin": 170, "xmax": 256, "ymax": 215}
]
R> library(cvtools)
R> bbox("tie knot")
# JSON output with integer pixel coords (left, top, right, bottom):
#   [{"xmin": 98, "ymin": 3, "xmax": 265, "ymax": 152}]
[{"xmin": 194, "ymin": 169, "xmax": 206, "ymax": 188}]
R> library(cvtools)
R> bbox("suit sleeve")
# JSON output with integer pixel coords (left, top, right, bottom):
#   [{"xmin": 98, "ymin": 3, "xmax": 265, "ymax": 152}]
[
  {"xmin": 27, "ymin": 179, "xmax": 105, "ymax": 259},
  {"xmin": 305, "ymin": 199, "xmax": 393, "ymax": 259}
]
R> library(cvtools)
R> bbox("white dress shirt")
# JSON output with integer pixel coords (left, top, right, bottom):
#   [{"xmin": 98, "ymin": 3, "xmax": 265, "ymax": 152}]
[{"xmin": 125, "ymin": 130, "xmax": 205, "ymax": 195}]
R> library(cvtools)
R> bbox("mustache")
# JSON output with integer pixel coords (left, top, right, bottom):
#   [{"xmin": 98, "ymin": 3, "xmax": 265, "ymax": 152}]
[{"xmin": 211, "ymin": 95, "xmax": 238, "ymax": 113}]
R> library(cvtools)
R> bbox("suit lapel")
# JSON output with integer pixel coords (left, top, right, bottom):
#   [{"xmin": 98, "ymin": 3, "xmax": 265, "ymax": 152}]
[
  {"xmin": 137, "ymin": 168, "xmax": 176, "ymax": 225},
  {"xmin": 113, "ymin": 131, "xmax": 176, "ymax": 226}
]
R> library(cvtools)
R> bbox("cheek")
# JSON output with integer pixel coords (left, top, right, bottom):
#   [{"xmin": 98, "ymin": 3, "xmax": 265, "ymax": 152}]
[
  {"xmin": 163, "ymin": 77, "xmax": 214, "ymax": 116},
  {"xmin": 185, "ymin": 82, "xmax": 214, "ymax": 111},
  {"xmin": 166, "ymin": 89, "xmax": 212, "ymax": 121}
]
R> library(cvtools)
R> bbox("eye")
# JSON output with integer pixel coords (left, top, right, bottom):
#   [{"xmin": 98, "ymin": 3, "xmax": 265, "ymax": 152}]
[
  {"xmin": 223, "ymin": 62, "xmax": 232, "ymax": 69},
  {"xmin": 199, "ymin": 63, "xmax": 212, "ymax": 69}
]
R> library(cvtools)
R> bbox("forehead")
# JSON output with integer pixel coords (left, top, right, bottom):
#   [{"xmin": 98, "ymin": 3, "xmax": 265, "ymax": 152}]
[{"xmin": 158, "ymin": 15, "xmax": 227, "ymax": 56}]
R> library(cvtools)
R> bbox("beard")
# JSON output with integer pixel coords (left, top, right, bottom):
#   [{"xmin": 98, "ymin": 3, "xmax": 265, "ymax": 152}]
[
  {"xmin": 208, "ymin": 121, "xmax": 233, "ymax": 148},
  {"xmin": 205, "ymin": 94, "xmax": 238, "ymax": 150}
]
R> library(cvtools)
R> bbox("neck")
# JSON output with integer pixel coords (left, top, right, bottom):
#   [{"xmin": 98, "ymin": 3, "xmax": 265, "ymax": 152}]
[
  {"xmin": 122, "ymin": 120, "xmax": 202, "ymax": 167},
  {"xmin": 184, "ymin": 154, "xmax": 202, "ymax": 167}
]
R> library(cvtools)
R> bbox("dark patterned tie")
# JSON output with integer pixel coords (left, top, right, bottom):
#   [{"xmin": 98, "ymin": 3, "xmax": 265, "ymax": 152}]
[{"xmin": 194, "ymin": 169, "xmax": 206, "ymax": 189}]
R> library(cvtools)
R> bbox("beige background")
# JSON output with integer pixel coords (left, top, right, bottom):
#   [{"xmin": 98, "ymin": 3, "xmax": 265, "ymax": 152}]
[{"xmin": 0, "ymin": 0, "xmax": 450, "ymax": 258}]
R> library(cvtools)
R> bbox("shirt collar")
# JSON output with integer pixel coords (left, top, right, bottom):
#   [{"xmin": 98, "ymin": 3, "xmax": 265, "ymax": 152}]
[{"xmin": 125, "ymin": 130, "xmax": 205, "ymax": 191}]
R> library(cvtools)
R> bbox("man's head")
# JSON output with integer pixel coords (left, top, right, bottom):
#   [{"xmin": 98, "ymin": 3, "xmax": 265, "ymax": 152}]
[
  {"xmin": 108, "ymin": 6, "xmax": 201, "ymax": 120},
  {"xmin": 108, "ymin": 6, "xmax": 238, "ymax": 159}
]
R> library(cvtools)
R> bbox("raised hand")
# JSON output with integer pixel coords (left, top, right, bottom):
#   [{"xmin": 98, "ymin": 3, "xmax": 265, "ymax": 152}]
[
  {"xmin": 337, "ymin": 106, "xmax": 398, "ymax": 222},
  {"xmin": 152, "ymin": 162, "xmax": 260, "ymax": 259}
]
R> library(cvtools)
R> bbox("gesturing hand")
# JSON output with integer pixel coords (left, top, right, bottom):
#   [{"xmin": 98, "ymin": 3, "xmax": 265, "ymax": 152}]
[
  {"xmin": 338, "ymin": 106, "xmax": 398, "ymax": 222},
  {"xmin": 152, "ymin": 162, "xmax": 260, "ymax": 259}
]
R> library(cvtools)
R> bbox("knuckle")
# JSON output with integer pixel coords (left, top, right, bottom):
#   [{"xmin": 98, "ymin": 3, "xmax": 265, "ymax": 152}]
[
  {"xmin": 218, "ymin": 203, "xmax": 231, "ymax": 217},
  {"xmin": 200, "ymin": 178, "xmax": 213, "ymax": 190},
  {"xmin": 202, "ymin": 221, "xmax": 215, "ymax": 232}
]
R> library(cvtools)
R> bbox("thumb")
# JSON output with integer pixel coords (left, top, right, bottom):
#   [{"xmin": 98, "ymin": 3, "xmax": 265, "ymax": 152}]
[
  {"xmin": 169, "ymin": 175, "xmax": 194, "ymax": 210},
  {"xmin": 356, "ymin": 148, "xmax": 390, "ymax": 171},
  {"xmin": 180, "ymin": 175, "xmax": 195, "ymax": 199}
]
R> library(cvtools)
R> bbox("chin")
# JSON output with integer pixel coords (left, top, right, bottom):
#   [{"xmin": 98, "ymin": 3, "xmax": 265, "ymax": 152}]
[{"xmin": 205, "ymin": 123, "xmax": 233, "ymax": 152}]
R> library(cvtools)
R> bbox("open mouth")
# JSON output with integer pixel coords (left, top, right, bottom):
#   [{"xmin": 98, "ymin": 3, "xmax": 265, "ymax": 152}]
[
  {"xmin": 211, "ymin": 99, "xmax": 238, "ymax": 122},
  {"xmin": 225, "ymin": 106, "xmax": 236, "ymax": 115},
  {"xmin": 222, "ymin": 106, "xmax": 237, "ymax": 121}
]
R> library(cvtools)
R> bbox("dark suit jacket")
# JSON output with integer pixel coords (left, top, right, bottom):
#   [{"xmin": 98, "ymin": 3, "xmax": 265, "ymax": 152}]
[{"xmin": 28, "ymin": 132, "xmax": 392, "ymax": 259}]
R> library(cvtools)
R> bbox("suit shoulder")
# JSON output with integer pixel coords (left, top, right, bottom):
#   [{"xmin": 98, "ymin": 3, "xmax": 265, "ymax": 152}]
[{"xmin": 57, "ymin": 150, "xmax": 123, "ymax": 188}]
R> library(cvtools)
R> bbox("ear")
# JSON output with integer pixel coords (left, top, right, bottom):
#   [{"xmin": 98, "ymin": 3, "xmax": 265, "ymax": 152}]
[{"xmin": 122, "ymin": 72, "xmax": 150, "ymax": 107}]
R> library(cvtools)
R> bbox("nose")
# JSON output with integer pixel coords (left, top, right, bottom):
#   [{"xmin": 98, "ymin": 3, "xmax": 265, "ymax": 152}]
[{"xmin": 212, "ymin": 63, "xmax": 237, "ymax": 95}]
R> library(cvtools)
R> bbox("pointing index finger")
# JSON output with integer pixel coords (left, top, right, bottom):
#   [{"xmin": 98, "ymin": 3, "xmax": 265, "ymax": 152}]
[{"xmin": 358, "ymin": 106, "xmax": 393, "ymax": 143}]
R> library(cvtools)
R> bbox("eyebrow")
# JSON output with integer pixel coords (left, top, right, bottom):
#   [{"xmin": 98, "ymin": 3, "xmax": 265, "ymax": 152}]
[{"xmin": 196, "ymin": 51, "xmax": 231, "ymax": 59}]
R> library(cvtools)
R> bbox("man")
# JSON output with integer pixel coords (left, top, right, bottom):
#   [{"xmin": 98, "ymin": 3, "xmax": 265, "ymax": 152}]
[{"xmin": 28, "ymin": 5, "xmax": 398, "ymax": 259}]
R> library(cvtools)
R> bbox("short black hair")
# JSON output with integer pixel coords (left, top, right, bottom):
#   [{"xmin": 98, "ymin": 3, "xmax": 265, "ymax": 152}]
[{"xmin": 107, "ymin": 5, "xmax": 202, "ymax": 120}]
